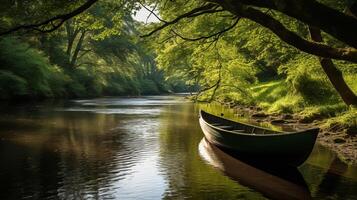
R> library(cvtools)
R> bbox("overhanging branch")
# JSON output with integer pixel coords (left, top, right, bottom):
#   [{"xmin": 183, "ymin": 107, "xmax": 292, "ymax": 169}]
[
  {"xmin": 140, "ymin": 3, "xmax": 222, "ymax": 37},
  {"xmin": 139, "ymin": 2, "xmax": 166, "ymax": 23},
  {"xmin": 0, "ymin": 0, "xmax": 98, "ymax": 36},
  {"xmin": 206, "ymin": 0, "xmax": 357, "ymax": 49},
  {"xmin": 142, "ymin": 2, "xmax": 357, "ymax": 62},
  {"xmin": 232, "ymin": 6, "xmax": 357, "ymax": 63},
  {"xmin": 170, "ymin": 17, "xmax": 240, "ymax": 42}
]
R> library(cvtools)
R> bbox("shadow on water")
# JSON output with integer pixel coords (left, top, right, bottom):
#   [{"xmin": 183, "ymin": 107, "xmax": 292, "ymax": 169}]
[{"xmin": 199, "ymin": 138, "xmax": 312, "ymax": 200}]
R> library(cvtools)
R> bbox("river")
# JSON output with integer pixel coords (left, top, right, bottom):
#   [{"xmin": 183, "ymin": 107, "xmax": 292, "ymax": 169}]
[{"xmin": 0, "ymin": 95, "xmax": 356, "ymax": 199}]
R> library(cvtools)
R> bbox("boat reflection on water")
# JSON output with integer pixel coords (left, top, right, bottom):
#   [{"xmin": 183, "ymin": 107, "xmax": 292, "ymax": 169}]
[{"xmin": 198, "ymin": 138, "xmax": 312, "ymax": 200}]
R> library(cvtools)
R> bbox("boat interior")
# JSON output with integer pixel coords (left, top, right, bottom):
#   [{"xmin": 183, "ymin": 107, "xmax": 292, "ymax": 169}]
[{"xmin": 200, "ymin": 110, "xmax": 280, "ymax": 135}]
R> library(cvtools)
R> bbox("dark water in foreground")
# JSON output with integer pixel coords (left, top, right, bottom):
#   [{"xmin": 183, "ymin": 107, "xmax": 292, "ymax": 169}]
[{"xmin": 0, "ymin": 96, "xmax": 356, "ymax": 200}]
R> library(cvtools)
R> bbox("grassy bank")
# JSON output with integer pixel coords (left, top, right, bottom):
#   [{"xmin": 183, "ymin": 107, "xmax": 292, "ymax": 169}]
[{"xmin": 251, "ymin": 80, "xmax": 356, "ymax": 132}]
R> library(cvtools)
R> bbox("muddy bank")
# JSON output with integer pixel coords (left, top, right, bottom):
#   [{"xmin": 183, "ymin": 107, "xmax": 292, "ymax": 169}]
[
  {"xmin": 230, "ymin": 104, "xmax": 357, "ymax": 165},
  {"xmin": 318, "ymin": 131, "xmax": 357, "ymax": 164}
]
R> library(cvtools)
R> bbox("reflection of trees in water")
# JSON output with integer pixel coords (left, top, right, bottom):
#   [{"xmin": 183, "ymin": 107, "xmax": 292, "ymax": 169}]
[
  {"xmin": 310, "ymin": 157, "xmax": 357, "ymax": 199},
  {"xmin": 158, "ymin": 104, "xmax": 267, "ymax": 200},
  {"xmin": 0, "ymin": 141, "xmax": 62, "ymax": 199},
  {"xmin": 0, "ymin": 110, "xmax": 151, "ymax": 199},
  {"xmin": 300, "ymin": 146, "xmax": 357, "ymax": 199}
]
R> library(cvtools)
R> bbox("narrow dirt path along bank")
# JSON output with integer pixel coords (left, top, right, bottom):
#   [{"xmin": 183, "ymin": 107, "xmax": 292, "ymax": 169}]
[{"xmin": 230, "ymin": 105, "xmax": 357, "ymax": 165}]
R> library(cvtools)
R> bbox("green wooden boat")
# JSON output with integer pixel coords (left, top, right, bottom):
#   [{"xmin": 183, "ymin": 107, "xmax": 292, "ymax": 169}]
[{"xmin": 199, "ymin": 110, "xmax": 319, "ymax": 166}]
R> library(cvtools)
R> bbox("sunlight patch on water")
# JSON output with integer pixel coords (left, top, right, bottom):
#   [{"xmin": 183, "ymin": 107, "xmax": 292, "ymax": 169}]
[
  {"xmin": 60, "ymin": 107, "xmax": 162, "ymax": 115},
  {"xmin": 109, "ymin": 154, "xmax": 167, "ymax": 199},
  {"xmin": 73, "ymin": 96, "xmax": 187, "ymax": 107}
]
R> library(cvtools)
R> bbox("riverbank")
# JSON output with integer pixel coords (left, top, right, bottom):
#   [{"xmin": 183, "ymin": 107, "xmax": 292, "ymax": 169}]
[
  {"xmin": 193, "ymin": 78, "xmax": 357, "ymax": 164},
  {"xmin": 228, "ymin": 104, "xmax": 357, "ymax": 165}
]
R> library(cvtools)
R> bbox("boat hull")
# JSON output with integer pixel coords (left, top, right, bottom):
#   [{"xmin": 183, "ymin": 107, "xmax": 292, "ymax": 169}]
[
  {"xmin": 199, "ymin": 138, "xmax": 312, "ymax": 200},
  {"xmin": 199, "ymin": 111, "xmax": 319, "ymax": 167}
]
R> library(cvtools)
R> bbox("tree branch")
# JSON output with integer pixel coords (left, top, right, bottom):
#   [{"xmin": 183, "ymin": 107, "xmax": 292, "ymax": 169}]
[
  {"xmin": 207, "ymin": 0, "xmax": 357, "ymax": 49},
  {"xmin": 194, "ymin": 49, "xmax": 223, "ymax": 102},
  {"xmin": 214, "ymin": 3, "xmax": 357, "ymax": 63},
  {"xmin": 170, "ymin": 17, "xmax": 240, "ymax": 42},
  {"xmin": 78, "ymin": 49, "xmax": 92, "ymax": 59},
  {"xmin": 142, "ymin": 2, "xmax": 357, "ymax": 62},
  {"xmin": 141, "ymin": 3, "xmax": 221, "ymax": 37},
  {"xmin": 139, "ymin": 2, "xmax": 165, "ymax": 23},
  {"xmin": 0, "ymin": 0, "xmax": 98, "ymax": 36}
]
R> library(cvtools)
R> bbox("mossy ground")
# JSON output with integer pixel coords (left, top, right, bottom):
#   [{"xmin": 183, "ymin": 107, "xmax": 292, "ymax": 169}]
[{"xmin": 233, "ymin": 80, "xmax": 356, "ymax": 131}]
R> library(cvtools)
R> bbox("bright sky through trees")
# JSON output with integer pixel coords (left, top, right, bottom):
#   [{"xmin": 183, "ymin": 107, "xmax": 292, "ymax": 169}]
[{"xmin": 133, "ymin": 7, "xmax": 160, "ymax": 23}]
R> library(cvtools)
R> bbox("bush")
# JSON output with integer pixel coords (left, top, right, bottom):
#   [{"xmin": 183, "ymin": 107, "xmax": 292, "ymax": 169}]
[
  {"xmin": 0, "ymin": 37, "xmax": 55, "ymax": 98},
  {"xmin": 104, "ymin": 82, "xmax": 126, "ymax": 95},
  {"xmin": 288, "ymin": 70, "xmax": 336, "ymax": 103},
  {"xmin": 282, "ymin": 55, "xmax": 338, "ymax": 104},
  {"xmin": 47, "ymin": 66, "xmax": 71, "ymax": 97},
  {"xmin": 139, "ymin": 79, "xmax": 160, "ymax": 95},
  {"xmin": 0, "ymin": 70, "xmax": 28, "ymax": 99},
  {"xmin": 66, "ymin": 80, "xmax": 87, "ymax": 98}
]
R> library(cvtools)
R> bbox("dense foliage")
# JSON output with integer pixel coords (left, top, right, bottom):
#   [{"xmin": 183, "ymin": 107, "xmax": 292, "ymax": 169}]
[
  {"xmin": 148, "ymin": 0, "xmax": 357, "ymax": 129},
  {"xmin": 0, "ymin": 2, "xmax": 186, "ymax": 100}
]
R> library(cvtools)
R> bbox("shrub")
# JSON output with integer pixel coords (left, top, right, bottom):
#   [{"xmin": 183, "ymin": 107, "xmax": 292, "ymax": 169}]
[
  {"xmin": 282, "ymin": 55, "xmax": 338, "ymax": 104},
  {"xmin": 0, "ymin": 70, "xmax": 28, "ymax": 99},
  {"xmin": 0, "ymin": 37, "xmax": 55, "ymax": 98},
  {"xmin": 139, "ymin": 79, "xmax": 160, "ymax": 95}
]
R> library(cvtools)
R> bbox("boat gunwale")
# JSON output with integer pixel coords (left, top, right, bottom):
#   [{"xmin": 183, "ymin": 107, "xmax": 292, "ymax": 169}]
[{"xmin": 200, "ymin": 110, "xmax": 319, "ymax": 137}]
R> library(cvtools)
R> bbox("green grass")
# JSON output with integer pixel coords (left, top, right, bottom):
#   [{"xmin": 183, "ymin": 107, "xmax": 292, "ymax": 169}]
[
  {"xmin": 251, "ymin": 81, "xmax": 287, "ymax": 103},
  {"xmin": 323, "ymin": 108, "xmax": 357, "ymax": 132},
  {"xmin": 241, "ymin": 79, "xmax": 357, "ymax": 130},
  {"xmin": 345, "ymin": 74, "xmax": 357, "ymax": 94},
  {"xmin": 249, "ymin": 80, "xmax": 304, "ymax": 113}
]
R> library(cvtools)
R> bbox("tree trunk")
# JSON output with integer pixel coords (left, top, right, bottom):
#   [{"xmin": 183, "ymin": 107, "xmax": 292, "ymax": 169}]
[
  {"xmin": 65, "ymin": 21, "xmax": 72, "ymax": 57},
  {"xmin": 348, "ymin": 2, "xmax": 357, "ymax": 17},
  {"xmin": 65, "ymin": 20, "xmax": 80, "ymax": 63},
  {"xmin": 70, "ymin": 30, "xmax": 86, "ymax": 68},
  {"xmin": 309, "ymin": 26, "xmax": 357, "ymax": 106}
]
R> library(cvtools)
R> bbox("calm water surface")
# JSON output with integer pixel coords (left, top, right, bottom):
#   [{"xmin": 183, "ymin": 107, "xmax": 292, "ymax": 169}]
[{"xmin": 0, "ymin": 96, "xmax": 356, "ymax": 200}]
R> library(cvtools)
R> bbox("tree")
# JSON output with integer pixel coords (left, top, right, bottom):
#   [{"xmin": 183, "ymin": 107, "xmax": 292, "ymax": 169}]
[{"xmin": 143, "ymin": 0, "xmax": 357, "ymax": 105}]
